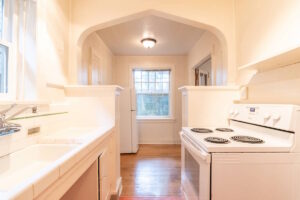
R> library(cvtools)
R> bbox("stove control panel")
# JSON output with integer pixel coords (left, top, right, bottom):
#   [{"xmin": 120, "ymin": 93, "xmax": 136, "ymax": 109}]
[{"xmin": 229, "ymin": 104, "xmax": 299, "ymax": 132}]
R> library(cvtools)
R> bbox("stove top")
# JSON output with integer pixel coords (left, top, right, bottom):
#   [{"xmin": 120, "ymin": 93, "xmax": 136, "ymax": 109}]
[
  {"xmin": 181, "ymin": 126, "xmax": 293, "ymax": 153},
  {"xmin": 181, "ymin": 104, "xmax": 299, "ymax": 153}
]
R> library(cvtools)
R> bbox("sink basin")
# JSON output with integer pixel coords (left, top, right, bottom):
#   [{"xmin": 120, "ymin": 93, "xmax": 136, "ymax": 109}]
[{"xmin": 0, "ymin": 144, "xmax": 77, "ymax": 191}]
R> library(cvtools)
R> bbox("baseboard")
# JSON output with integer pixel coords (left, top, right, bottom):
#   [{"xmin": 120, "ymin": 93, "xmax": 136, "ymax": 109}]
[
  {"xmin": 139, "ymin": 140, "xmax": 181, "ymax": 144},
  {"xmin": 110, "ymin": 177, "xmax": 122, "ymax": 200}
]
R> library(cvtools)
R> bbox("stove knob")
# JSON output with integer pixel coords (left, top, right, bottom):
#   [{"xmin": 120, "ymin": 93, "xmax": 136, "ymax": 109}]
[
  {"xmin": 233, "ymin": 110, "xmax": 239, "ymax": 116},
  {"xmin": 272, "ymin": 114, "xmax": 281, "ymax": 122},
  {"xmin": 263, "ymin": 113, "xmax": 271, "ymax": 120}
]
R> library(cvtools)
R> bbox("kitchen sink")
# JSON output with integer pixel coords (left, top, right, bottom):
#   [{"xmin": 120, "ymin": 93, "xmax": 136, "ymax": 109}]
[{"xmin": 0, "ymin": 144, "xmax": 78, "ymax": 191}]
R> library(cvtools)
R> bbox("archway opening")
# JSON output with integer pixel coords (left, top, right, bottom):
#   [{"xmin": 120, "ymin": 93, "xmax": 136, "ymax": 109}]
[{"xmin": 76, "ymin": 10, "xmax": 229, "ymax": 86}]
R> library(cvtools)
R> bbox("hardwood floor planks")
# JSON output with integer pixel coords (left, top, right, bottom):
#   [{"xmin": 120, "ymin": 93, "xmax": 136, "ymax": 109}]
[{"xmin": 120, "ymin": 144, "xmax": 182, "ymax": 199}]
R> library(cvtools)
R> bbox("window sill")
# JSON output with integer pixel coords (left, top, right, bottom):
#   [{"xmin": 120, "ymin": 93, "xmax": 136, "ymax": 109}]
[{"xmin": 136, "ymin": 117, "xmax": 176, "ymax": 123}]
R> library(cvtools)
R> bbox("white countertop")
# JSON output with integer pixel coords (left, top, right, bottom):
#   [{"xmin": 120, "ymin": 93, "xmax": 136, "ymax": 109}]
[{"xmin": 0, "ymin": 125, "xmax": 114, "ymax": 200}]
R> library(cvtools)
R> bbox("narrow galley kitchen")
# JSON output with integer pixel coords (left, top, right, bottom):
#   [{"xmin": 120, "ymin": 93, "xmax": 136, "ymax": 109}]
[{"xmin": 1, "ymin": 0, "xmax": 300, "ymax": 200}]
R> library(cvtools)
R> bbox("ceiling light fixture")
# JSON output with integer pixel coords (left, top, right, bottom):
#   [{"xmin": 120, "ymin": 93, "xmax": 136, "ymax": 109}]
[{"xmin": 141, "ymin": 38, "xmax": 156, "ymax": 48}]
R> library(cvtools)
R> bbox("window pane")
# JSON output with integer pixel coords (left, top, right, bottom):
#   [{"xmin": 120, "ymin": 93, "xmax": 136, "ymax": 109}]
[
  {"xmin": 135, "ymin": 82, "xmax": 141, "ymax": 92},
  {"xmin": 142, "ymin": 82, "xmax": 148, "ymax": 91},
  {"xmin": 136, "ymin": 93, "xmax": 169, "ymax": 116},
  {"xmin": 134, "ymin": 71, "xmax": 141, "ymax": 82},
  {"xmin": 149, "ymin": 83, "xmax": 155, "ymax": 91},
  {"xmin": 156, "ymin": 71, "xmax": 163, "ymax": 82},
  {"xmin": 156, "ymin": 82, "xmax": 163, "ymax": 91},
  {"xmin": 163, "ymin": 71, "xmax": 169, "ymax": 82},
  {"xmin": 149, "ymin": 71, "xmax": 155, "ymax": 82},
  {"xmin": 0, "ymin": 43, "xmax": 8, "ymax": 93},
  {"xmin": 163, "ymin": 83, "xmax": 169, "ymax": 92},
  {"xmin": 141, "ymin": 71, "xmax": 148, "ymax": 82}
]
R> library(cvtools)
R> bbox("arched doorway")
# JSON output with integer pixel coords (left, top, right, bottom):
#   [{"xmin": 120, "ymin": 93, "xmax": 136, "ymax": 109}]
[{"xmin": 75, "ymin": 10, "xmax": 229, "ymax": 85}]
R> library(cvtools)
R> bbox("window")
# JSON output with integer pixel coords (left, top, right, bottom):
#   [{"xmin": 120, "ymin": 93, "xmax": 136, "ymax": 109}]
[
  {"xmin": 0, "ymin": 0, "xmax": 37, "ymax": 99},
  {"xmin": 0, "ymin": 0, "xmax": 3, "ymax": 38},
  {"xmin": 0, "ymin": 0, "xmax": 8, "ymax": 94},
  {"xmin": 134, "ymin": 69, "xmax": 171, "ymax": 117},
  {"xmin": 0, "ymin": 43, "xmax": 8, "ymax": 93},
  {"xmin": 0, "ymin": 0, "xmax": 11, "ymax": 96}
]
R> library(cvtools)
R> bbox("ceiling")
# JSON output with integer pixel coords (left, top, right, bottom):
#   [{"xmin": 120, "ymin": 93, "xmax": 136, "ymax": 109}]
[{"xmin": 96, "ymin": 15, "xmax": 205, "ymax": 56}]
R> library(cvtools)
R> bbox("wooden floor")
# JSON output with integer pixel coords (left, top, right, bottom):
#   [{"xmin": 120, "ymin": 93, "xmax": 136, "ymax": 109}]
[{"xmin": 120, "ymin": 144, "xmax": 182, "ymax": 199}]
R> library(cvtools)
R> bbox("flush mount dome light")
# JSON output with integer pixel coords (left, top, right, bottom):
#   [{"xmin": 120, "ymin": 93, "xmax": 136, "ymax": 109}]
[{"xmin": 141, "ymin": 38, "xmax": 156, "ymax": 48}]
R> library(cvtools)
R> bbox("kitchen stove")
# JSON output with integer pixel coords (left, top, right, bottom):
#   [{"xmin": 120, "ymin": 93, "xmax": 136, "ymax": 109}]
[{"xmin": 180, "ymin": 104, "xmax": 300, "ymax": 200}]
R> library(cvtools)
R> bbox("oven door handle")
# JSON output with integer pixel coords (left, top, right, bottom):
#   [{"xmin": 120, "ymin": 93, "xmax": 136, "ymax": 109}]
[{"xmin": 180, "ymin": 132, "xmax": 211, "ymax": 163}]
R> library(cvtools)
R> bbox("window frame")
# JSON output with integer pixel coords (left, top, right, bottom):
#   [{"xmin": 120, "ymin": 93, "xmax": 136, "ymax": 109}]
[
  {"xmin": 0, "ymin": 39, "xmax": 15, "ymax": 100},
  {"xmin": 0, "ymin": 0, "xmax": 16, "ymax": 100},
  {"xmin": 129, "ymin": 65, "xmax": 175, "ymax": 120}
]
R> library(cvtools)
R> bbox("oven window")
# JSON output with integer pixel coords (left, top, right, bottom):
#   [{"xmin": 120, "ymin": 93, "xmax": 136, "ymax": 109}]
[{"xmin": 185, "ymin": 149, "xmax": 200, "ymax": 196}]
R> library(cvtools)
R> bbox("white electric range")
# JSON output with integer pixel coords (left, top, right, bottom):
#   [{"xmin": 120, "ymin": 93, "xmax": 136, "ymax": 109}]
[{"xmin": 180, "ymin": 104, "xmax": 300, "ymax": 200}]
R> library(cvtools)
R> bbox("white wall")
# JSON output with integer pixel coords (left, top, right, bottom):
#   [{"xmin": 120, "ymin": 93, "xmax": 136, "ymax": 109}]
[
  {"xmin": 187, "ymin": 31, "xmax": 225, "ymax": 86},
  {"xmin": 235, "ymin": 0, "xmax": 300, "ymax": 67},
  {"xmin": 236, "ymin": 0, "xmax": 300, "ymax": 105},
  {"xmin": 113, "ymin": 56, "xmax": 187, "ymax": 144},
  {"xmin": 79, "ymin": 33, "xmax": 113, "ymax": 85},
  {"xmin": 181, "ymin": 86, "xmax": 241, "ymax": 127},
  {"xmin": 36, "ymin": 0, "xmax": 70, "ymax": 101}
]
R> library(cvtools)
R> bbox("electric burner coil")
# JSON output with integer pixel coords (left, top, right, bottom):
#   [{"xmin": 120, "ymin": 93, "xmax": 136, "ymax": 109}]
[
  {"xmin": 231, "ymin": 135, "xmax": 264, "ymax": 144},
  {"xmin": 216, "ymin": 128, "xmax": 234, "ymax": 132},
  {"xmin": 191, "ymin": 128, "xmax": 213, "ymax": 133},
  {"xmin": 204, "ymin": 137, "xmax": 230, "ymax": 144}
]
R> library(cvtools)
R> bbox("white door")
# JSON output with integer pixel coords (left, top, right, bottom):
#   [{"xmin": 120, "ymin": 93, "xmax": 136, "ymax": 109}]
[
  {"xmin": 120, "ymin": 88, "xmax": 132, "ymax": 153},
  {"xmin": 131, "ymin": 88, "xmax": 136, "ymax": 111},
  {"xmin": 131, "ymin": 110, "xmax": 139, "ymax": 153}
]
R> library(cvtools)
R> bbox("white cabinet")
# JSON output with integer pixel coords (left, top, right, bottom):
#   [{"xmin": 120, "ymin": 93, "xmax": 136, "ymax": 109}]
[{"xmin": 61, "ymin": 134, "xmax": 115, "ymax": 200}]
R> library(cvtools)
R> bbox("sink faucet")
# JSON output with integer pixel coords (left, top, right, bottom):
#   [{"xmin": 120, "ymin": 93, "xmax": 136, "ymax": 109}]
[{"xmin": 0, "ymin": 104, "xmax": 37, "ymax": 129}]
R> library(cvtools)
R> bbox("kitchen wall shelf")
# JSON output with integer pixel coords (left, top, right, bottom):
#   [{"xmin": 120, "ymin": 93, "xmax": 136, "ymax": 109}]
[{"xmin": 238, "ymin": 46, "xmax": 300, "ymax": 72}]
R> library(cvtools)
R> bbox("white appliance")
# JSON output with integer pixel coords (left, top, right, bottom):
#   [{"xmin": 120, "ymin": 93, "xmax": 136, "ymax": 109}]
[
  {"xmin": 120, "ymin": 87, "xmax": 139, "ymax": 153},
  {"xmin": 180, "ymin": 104, "xmax": 300, "ymax": 200}
]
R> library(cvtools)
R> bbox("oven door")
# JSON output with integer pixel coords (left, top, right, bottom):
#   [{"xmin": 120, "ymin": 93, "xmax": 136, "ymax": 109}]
[{"xmin": 180, "ymin": 132, "xmax": 211, "ymax": 200}]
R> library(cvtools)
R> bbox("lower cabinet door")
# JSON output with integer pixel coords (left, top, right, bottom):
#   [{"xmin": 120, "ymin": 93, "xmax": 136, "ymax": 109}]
[
  {"xmin": 61, "ymin": 161, "xmax": 98, "ymax": 200},
  {"xmin": 98, "ymin": 149, "xmax": 110, "ymax": 200},
  {"xmin": 100, "ymin": 177, "xmax": 110, "ymax": 200}
]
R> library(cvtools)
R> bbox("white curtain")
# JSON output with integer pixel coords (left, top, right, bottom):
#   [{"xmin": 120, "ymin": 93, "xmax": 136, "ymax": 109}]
[{"xmin": 3, "ymin": 0, "xmax": 37, "ymax": 100}]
